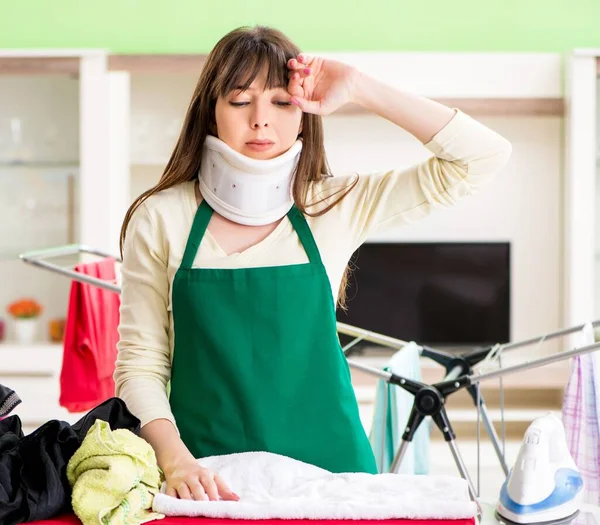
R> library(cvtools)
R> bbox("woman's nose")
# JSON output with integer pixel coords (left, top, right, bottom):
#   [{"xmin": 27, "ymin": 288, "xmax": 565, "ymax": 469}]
[{"xmin": 251, "ymin": 103, "xmax": 269, "ymax": 128}]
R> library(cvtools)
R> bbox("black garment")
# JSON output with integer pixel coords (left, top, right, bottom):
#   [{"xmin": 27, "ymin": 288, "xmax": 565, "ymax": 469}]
[{"xmin": 0, "ymin": 385, "xmax": 140, "ymax": 525}]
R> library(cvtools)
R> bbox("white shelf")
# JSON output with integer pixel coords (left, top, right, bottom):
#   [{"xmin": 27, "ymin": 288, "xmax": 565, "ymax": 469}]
[
  {"xmin": 0, "ymin": 161, "xmax": 78, "ymax": 168},
  {"xmin": 0, "ymin": 246, "xmax": 79, "ymax": 260},
  {"xmin": 0, "ymin": 342, "xmax": 63, "ymax": 375},
  {"xmin": 0, "ymin": 162, "xmax": 79, "ymax": 178},
  {"xmin": 0, "ymin": 341, "xmax": 62, "ymax": 350},
  {"xmin": 131, "ymin": 161, "xmax": 168, "ymax": 168}
]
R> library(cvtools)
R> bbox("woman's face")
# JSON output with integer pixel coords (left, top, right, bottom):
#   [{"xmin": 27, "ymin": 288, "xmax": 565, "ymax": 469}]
[{"xmin": 214, "ymin": 66, "xmax": 303, "ymax": 160}]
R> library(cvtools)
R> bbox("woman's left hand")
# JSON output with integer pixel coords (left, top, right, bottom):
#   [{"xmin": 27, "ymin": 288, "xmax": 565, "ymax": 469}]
[{"xmin": 287, "ymin": 54, "xmax": 360, "ymax": 115}]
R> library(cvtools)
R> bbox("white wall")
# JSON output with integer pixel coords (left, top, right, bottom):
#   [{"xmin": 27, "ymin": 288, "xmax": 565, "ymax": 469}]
[{"xmin": 322, "ymin": 113, "xmax": 563, "ymax": 353}]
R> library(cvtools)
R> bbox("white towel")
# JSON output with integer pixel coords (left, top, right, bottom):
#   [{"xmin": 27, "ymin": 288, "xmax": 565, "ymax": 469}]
[{"xmin": 152, "ymin": 451, "xmax": 477, "ymax": 520}]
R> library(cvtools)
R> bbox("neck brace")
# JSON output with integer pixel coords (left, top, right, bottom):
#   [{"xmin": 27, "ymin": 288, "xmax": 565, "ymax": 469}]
[{"xmin": 198, "ymin": 135, "xmax": 303, "ymax": 226}]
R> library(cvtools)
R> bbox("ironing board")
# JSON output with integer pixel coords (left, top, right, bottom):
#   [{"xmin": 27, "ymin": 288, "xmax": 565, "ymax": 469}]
[{"xmin": 28, "ymin": 515, "xmax": 477, "ymax": 525}]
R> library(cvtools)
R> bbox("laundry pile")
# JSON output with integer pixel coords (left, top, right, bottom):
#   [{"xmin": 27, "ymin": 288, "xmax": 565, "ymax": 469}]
[{"xmin": 0, "ymin": 382, "xmax": 142, "ymax": 525}]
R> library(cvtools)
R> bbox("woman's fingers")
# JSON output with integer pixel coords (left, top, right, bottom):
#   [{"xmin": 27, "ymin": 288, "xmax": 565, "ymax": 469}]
[
  {"xmin": 199, "ymin": 471, "xmax": 220, "ymax": 501},
  {"xmin": 187, "ymin": 478, "xmax": 209, "ymax": 501},
  {"xmin": 297, "ymin": 53, "xmax": 313, "ymax": 65},
  {"xmin": 167, "ymin": 474, "xmax": 239, "ymax": 503},
  {"xmin": 287, "ymin": 57, "xmax": 312, "ymax": 99},
  {"xmin": 215, "ymin": 474, "xmax": 240, "ymax": 501},
  {"xmin": 287, "ymin": 72, "xmax": 304, "ymax": 97},
  {"xmin": 287, "ymin": 58, "xmax": 312, "ymax": 76},
  {"xmin": 290, "ymin": 96, "xmax": 325, "ymax": 115},
  {"xmin": 176, "ymin": 483, "xmax": 193, "ymax": 500}
]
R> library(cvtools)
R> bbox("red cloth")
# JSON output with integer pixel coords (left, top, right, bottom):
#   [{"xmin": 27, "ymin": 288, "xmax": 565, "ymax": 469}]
[
  {"xmin": 59, "ymin": 258, "xmax": 120, "ymax": 413},
  {"xmin": 29, "ymin": 515, "xmax": 476, "ymax": 525}
]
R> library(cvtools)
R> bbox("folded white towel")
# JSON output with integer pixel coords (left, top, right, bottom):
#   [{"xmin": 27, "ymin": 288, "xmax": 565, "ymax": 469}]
[{"xmin": 152, "ymin": 451, "xmax": 477, "ymax": 520}]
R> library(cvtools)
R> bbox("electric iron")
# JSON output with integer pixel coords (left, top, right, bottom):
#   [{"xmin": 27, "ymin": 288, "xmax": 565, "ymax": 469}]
[{"xmin": 496, "ymin": 413, "xmax": 584, "ymax": 525}]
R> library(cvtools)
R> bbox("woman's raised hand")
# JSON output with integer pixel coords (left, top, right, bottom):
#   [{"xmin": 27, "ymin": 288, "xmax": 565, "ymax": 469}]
[{"xmin": 287, "ymin": 53, "xmax": 360, "ymax": 115}]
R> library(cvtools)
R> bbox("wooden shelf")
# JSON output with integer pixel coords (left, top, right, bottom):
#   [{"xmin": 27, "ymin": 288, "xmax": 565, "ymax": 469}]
[
  {"xmin": 0, "ymin": 56, "xmax": 79, "ymax": 75},
  {"xmin": 335, "ymin": 98, "xmax": 564, "ymax": 117},
  {"xmin": 0, "ymin": 54, "xmax": 207, "ymax": 76},
  {"xmin": 109, "ymin": 54, "xmax": 564, "ymax": 116},
  {"xmin": 109, "ymin": 54, "xmax": 207, "ymax": 74},
  {"xmin": 0, "ymin": 53, "xmax": 566, "ymax": 116}
]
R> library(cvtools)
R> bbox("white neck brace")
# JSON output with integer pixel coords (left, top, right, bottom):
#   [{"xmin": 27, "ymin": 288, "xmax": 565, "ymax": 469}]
[{"xmin": 198, "ymin": 135, "xmax": 303, "ymax": 226}]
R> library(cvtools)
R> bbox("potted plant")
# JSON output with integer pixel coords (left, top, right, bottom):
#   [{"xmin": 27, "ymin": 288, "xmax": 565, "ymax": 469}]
[{"xmin": 7, "ymin": 298, "xmax": 43, "ymax": 344}]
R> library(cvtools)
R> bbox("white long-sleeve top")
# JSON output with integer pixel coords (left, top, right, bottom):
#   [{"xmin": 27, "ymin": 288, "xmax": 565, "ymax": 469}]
[{"xmin": 114, "ymin": 109, "xmax": 512, "ymax": 429}]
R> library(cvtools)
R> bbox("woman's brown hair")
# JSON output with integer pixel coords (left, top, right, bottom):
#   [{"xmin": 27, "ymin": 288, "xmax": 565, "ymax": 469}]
[{"xmin": 120, "ymin": 25, "xmax": 357, "ymax": 308}]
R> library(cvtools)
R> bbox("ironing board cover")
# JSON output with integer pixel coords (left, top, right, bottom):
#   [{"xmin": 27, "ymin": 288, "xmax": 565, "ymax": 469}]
[{"xmin": 28, "ymin": 515, "xmax": 476, "ymax": 525}]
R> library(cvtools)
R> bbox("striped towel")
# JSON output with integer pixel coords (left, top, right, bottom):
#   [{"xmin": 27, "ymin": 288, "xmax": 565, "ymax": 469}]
[
  {"xmin": 562, "ymin": 323, "xmax": 600, "ymax": 505},
  {"xmin": 0, "ymin": 383, "xmax": 21, "ymax": 419}
]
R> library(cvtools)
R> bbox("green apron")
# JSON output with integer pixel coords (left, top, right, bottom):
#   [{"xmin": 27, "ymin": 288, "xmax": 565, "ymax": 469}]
[{"xmin": 169, "ymin": 199, "xmax": 377, "ymax": 474}]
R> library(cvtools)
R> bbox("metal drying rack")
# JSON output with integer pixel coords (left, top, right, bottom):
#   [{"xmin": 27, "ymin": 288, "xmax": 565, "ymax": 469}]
[{"xmin": 20, "ymin": 244, "xmax": 600, "ymax": 505}]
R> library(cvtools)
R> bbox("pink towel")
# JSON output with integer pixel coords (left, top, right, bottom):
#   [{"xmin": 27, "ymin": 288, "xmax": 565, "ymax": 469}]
[
  {"xmin": 562, "ymin": 323, "xmax": 600, "ymax": 505},
  {"xmin": 59, "ymin": 258, "xmax": 120, "ymax": 413}
]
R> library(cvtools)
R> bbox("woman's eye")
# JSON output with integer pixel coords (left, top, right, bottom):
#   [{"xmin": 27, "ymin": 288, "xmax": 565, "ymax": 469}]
[{"xmin": 228, "ymin": 100, "xmax": 291, "ymax": 107}]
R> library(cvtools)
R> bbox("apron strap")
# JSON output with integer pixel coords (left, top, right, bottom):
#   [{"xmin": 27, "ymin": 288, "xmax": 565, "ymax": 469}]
[
  {"xmin": 287, "ymin": 206, "xmax": 323, "ymax": 266},
  {"xmin": 181, "ymin": 199, "xmax": 213, "ymax": 270},
  {"xmin": 181, "ymin": 200, "xmax": 323, "ymax": 269}
]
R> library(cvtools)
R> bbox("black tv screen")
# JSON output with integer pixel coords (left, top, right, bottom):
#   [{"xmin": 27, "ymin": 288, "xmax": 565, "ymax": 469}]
[{"xmin": 337, "ymin": 242, "xmax": 510, "ymax": 348}]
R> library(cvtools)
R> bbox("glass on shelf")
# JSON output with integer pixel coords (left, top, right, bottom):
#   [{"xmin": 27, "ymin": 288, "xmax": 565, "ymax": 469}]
[
  {"xmin": 0, "ymin": 165, "xmax": 79, "ymax": 260},
  {"xmin": 0, "ymin": 119, "xmax": 77, "ymax": 168},
  {"xmin": 0, "ymin": 117, "xmax": 34, "ymax": 164},
  {"xmin": 0, "ymin": 117, "xmax": 77, "ymax": 167}
]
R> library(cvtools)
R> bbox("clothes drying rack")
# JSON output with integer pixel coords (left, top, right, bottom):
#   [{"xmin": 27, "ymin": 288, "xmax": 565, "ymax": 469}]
[{"xmin": 20, "ymin": 244, "xmax": 600, "ymax": 505}]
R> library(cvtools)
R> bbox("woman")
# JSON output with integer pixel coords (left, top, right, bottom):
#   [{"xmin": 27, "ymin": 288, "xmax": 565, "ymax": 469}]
[{"xmin": 115, "ymin": 26, "xmax": 511, "ymax": 503}]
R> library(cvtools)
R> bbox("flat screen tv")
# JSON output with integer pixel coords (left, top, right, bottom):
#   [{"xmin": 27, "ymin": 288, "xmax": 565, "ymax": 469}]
[{"xmin": 337, "ymin": 242, "xmax": 510, "ymax": 348}]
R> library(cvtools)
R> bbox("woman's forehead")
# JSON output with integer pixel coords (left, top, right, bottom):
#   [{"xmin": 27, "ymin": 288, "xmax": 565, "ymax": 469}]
[
  {"xmin": 219, "ymin": 58, "xmax": 287, "ymax": 95},
  {"xmin": 234, "ymin": 75, "xmax": 287, "ymax": 92}
]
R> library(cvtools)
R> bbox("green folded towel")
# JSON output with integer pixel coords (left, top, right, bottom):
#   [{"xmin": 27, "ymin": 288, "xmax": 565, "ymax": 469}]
[{"xmin": 67, "ymin": 419, "xmax": 165, "ymax": 525}]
